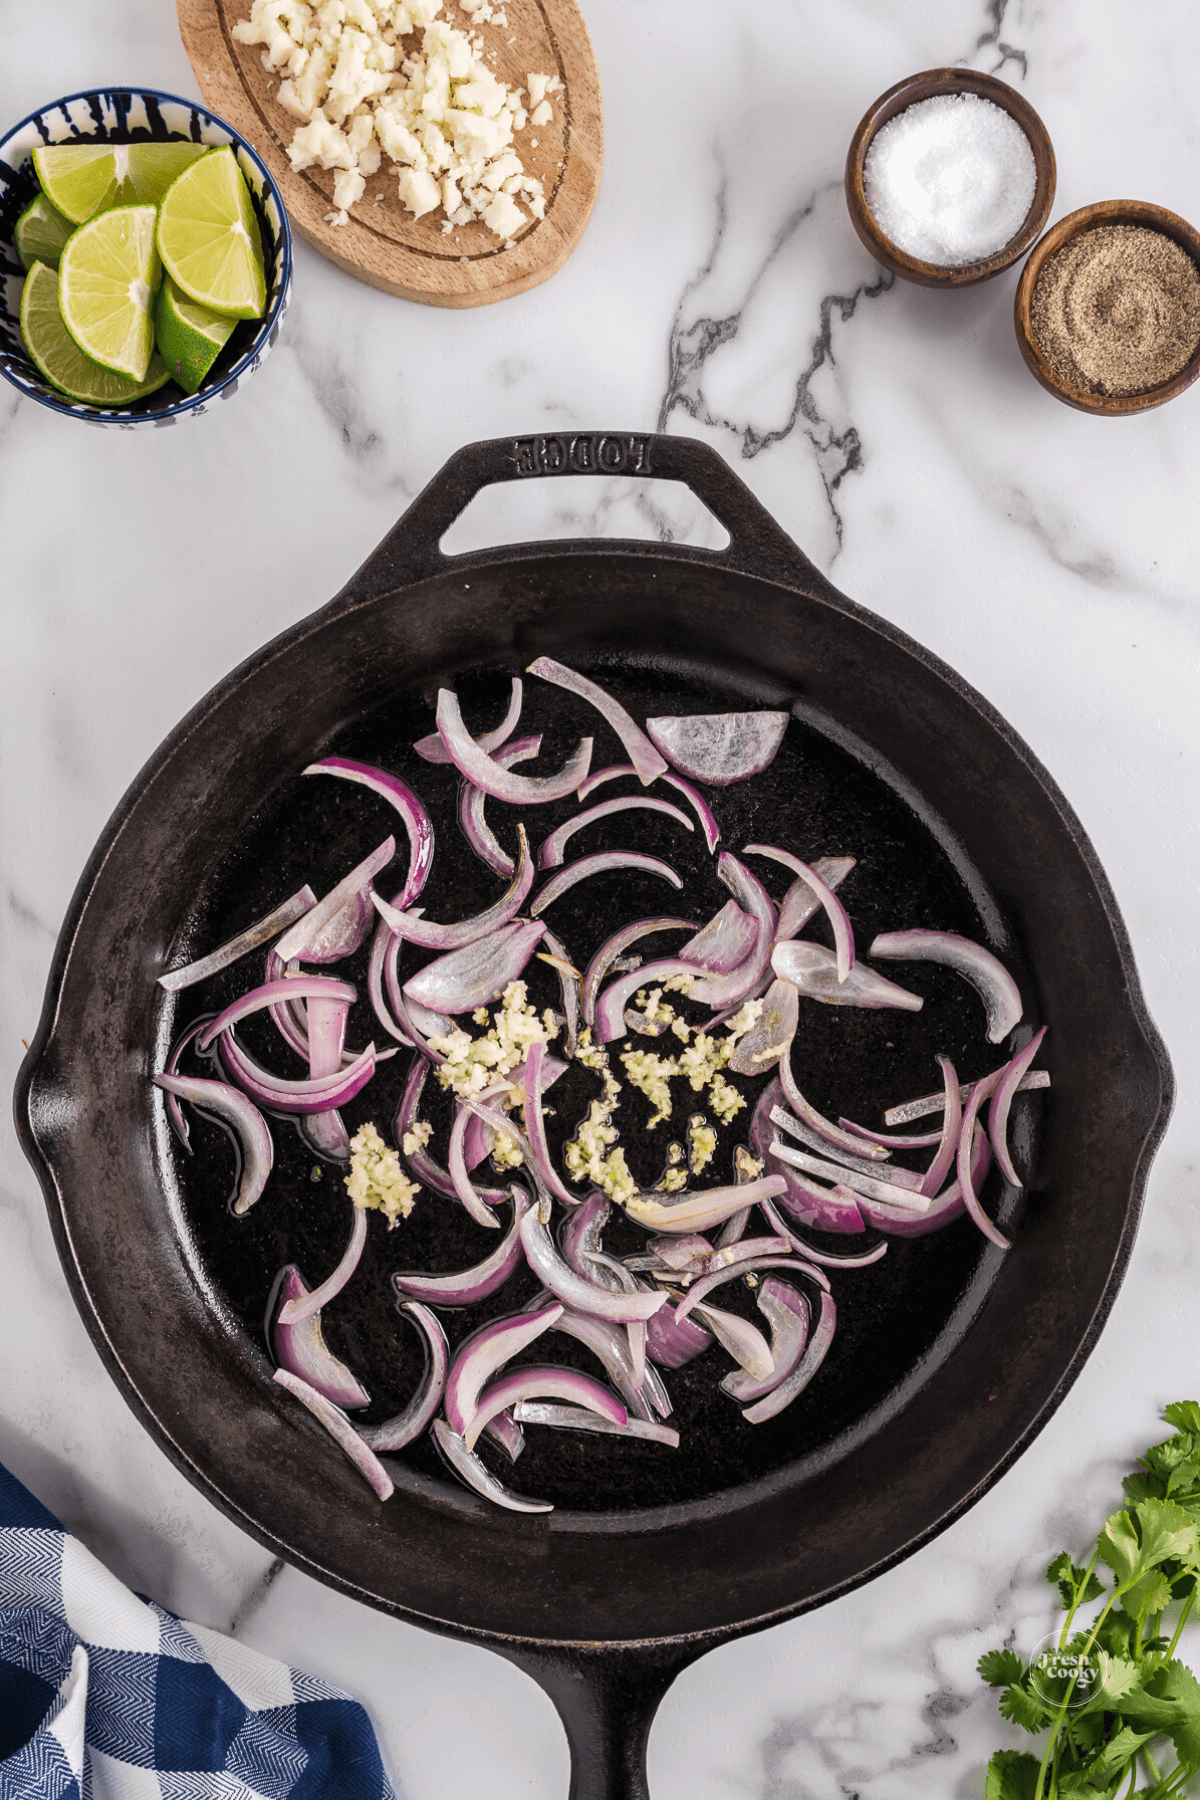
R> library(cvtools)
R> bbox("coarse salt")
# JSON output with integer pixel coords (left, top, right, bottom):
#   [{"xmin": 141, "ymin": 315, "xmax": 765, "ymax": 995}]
[{"xmin": 863, "ymin": 92, "xmax": 1036, "ymax": 267}]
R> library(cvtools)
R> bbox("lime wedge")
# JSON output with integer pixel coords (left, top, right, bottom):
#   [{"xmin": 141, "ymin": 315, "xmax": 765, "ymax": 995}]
[
  {"xmin": 156, "ymin": 147, "xmax": 266, "ymax": 320},
  {"xmin": 20, "ymin": 260, "xmax": 170, "ymax": 406},
  {"xmin": 154, "ymin": 276, "xmax": 236, "ymax": 394},
  {"xmin": 58, "ymin": 205, "xmax": 161, "ymax": 381},
  {"xmin": 15, "ymin": 192, "xmax": 74, "ymax": 270},
  {"xmin": 31, "ymin": 141, "xmax": 211, "ymax": 224}
]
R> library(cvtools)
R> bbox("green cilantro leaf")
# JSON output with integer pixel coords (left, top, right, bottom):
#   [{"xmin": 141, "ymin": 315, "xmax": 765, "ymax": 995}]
[
  {"xmin": 1078, "ymin": 1723, "xmax": 1156, "ymax": 1787},
  {"xmin": 1079, "ymin": 1654, "xmax": 1142, "ymax": 1715},
  {"xmin": 1047, "ymin": 1551, "xmax": 1105, "ymax": 1609},
  {"xmin": 1143, "ymin": 1659, "xmax": 1200, "ymax": 1766},
  {"xmin": 1097, "ymin": 1499, "xmax": 1198, "ymax": 1589},
  {"xmin": 1120, "ymin": 1567, "xmax": 1175, "ymax": 1627},
  {"xmin": 999, "ymin": 1682, "xmax": 1052, "ymax": 1733},
  {"xmin": 979, "ymin": 1648, "xmax": 1026, "ymax": 1688},
  {"xmin": 985, "ymin": 1749, "xmax": 1041, "ymax": 1800},
  {"xmin": 1164, "ymin": 1402, "xmax": 1200, "ymax": 1437}
]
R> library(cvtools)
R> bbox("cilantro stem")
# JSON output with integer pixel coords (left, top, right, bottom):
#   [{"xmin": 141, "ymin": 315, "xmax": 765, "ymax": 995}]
[
  {"xmin": 1144, "ymin": 1747, "xmax": 1162, "ymax": 1786},
  {"xmin": 1057, "ymin": 1549, "xmax": 1102, "ymax": 1652},
  {"xmin": 1165, "ymin": 1587, "xmax": 1197, "ymax": 1661},
  {"xmin": 1035, "ymin": 1586, "xmax": 1123, "ymax": 1800}
]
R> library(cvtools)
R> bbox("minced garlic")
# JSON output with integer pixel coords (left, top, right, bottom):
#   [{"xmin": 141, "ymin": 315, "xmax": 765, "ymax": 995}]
[
  {"xmin": 232, "ymin": 0, "xmax": 559, "ymax": 233},
  {"xmin": 429, "ymin": 981, "xmax": 554, "ymax": 1098},
  {"xmin": 708, "ymin": 1073, "xmax": 746, "ymax": 1124},
  {"xmin": 346, "ymin": 1121, "xmax": 418, "ymax": 1227},
  {"xmin": 620, "ymin": 1048, "xmax": 676, "ymax": 1128},
  {"xmin": 688, "ymin": 1114, "xmax": 717, "ymax": 1176},
  {"xmin": 401, "ymin": 1119, "xmax": 432, "ymax": 1155}
]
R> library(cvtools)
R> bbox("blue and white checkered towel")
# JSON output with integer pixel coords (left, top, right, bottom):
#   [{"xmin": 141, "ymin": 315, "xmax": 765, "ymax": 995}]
[{"xmin": 0, "ymin": 1461, "xmax": 396, "ymax": 1799}]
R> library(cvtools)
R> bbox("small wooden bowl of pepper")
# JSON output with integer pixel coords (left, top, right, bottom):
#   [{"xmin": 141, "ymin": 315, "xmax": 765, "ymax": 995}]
[
  {"xmin": 1014, "ymin": 200, "xmax": 1200, "ymax": 415},
  {"xmin": 845, "ymin": 67, "xmax": 1056, "ymax": 287}
]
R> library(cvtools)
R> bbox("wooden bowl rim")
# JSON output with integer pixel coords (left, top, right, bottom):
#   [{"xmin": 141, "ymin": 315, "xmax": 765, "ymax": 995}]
[
  {"xmin": 1013, "ymin": 198, "xmax": 1200, "ymax": 415},
  {"xmin": 844, "ymin": 66, "xmax": 1056, "ymax": 288}
]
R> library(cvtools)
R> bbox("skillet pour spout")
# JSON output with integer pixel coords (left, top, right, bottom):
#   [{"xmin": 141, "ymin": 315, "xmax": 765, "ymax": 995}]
[{"xmin": 15, "ymin": 432, "xmax": 1172, "ymax": 1797}]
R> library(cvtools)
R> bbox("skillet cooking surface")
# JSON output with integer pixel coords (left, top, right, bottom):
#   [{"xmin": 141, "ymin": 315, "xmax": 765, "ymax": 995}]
[
  {"xmin": 17, "ymin": 434, "xmax": 1171, "ymax": 1664},
  {"xmin": 179, "ymin": 654, "xmax": 1031, "ymax": 1516}
]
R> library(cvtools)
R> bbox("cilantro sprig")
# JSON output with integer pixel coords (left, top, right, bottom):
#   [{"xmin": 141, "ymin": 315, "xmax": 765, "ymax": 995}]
[{"xmin": 981, "ymin": 1404, "xmax": 1200, "ymax": 1800}]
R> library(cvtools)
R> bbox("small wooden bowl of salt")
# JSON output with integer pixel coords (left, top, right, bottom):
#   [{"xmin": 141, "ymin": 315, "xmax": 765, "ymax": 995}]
[
  {"xmin": 1014, "ymin": 200, "xmax": 1200, "ymax": 415},
  {"xmin": 845, "ymin": 68, "xmax": 1055, "ymax": 287}
]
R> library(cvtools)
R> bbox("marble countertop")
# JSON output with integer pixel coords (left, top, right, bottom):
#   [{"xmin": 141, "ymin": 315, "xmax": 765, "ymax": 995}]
[{"xmin": 3, "ymin": 1, "xmax": 1199, "ymax": 1793}]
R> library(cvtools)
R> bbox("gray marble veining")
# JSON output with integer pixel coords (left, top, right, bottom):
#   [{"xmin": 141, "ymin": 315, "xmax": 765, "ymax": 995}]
[{"xmin": 2, "ymin": 1, "xmax": 1199, "ymax": 1795}]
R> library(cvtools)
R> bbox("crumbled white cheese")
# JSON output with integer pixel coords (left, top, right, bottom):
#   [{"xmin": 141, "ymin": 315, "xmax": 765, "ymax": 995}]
[
  {"xmin": 346, "ymin": 1121, "xmax": 418, "ymax": 1227},
  {"xmin": 233, "ymin": 0, "xmax": 556, "ymax": 234}
]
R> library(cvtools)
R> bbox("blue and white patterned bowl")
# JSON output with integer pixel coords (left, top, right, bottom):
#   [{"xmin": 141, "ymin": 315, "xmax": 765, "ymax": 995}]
[{"xmin": 0, "ymin": 88, "xmax": 292, "ymax": 428}]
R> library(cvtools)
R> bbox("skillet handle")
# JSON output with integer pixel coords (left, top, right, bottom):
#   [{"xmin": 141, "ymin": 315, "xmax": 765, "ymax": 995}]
[
  {"xmin": 342, "ymin": 430, "xmax": 824, "ymax": 600},
  {"xmin": 494, "ymin": 1639, "xmax": 702, "ymax": 1800}
]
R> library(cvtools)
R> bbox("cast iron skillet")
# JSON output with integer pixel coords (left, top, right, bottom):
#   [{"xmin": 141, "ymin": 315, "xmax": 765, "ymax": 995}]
[{"xmin": 15, "ymin": 433, "xmax": 1172, "ymax": 1798}]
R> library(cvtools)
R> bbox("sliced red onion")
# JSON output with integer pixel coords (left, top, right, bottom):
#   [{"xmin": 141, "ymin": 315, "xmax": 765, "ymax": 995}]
[
  {"xmin": 263, "ymin": 949, "xmax": 317, "ymax": 1063},
  {"xmin": 359, "ymin": 1302, "xmax": 449, "ymax": 1452},
  {"xmin": 775, "ymin": 856, "xmax": 856, "ymax": 945},
  {"xmin": 771, "ymin": 942, "xmax": 923, "ymax": 1012},
  {"xmin": 382, "ymin": 934, "xmax": 450, "ymax": 1060},
  {"xmin": 776, "ymin": 1053, "xmax": 889, "ymax": 1162},
  {"xmin": 581, "ymin": 1253, "xmax": 649, "ymax": 1388},
  {"xmin": 511, "ymin": 1041, "xmax": 576, "ymax": 1209},
  {"xmin": 647, "ymin": 1232, "xmax": 713, "ymax": 1271},
  {"xmin": 576, "ymin": 764, "xmax": 720, "ymax": 852},
  {"xmin": 722, "ymin": 1277, "xmax": 810, "ymax": 1404},
  {"xmin": 303, "ymin": 759, "xmax": 434, "ymax": 920},
  {"xmin": 444, "ymin": 1303, "xmax": 563, "ymax": 1436},
  {"xmin": 742, "ymin": 1289, "xmax": 837, "ymax": 1424},
  {"xmin": 521, "ymin": 1197, "xmax": 667, "ymax": 1321},
  {"xmin": 527, "ymin": 657, "xmax": 667, "ymax": 785},
  {"xmin": 957, "ymin": 1069, "xmax": 1010, "ymax": 1249},
  {"xmin": 646, "ymin": 1302, "xmax": 713, "ymax": 1368},
  {"xmin": 745, "ymin": 844, "xmax": 855, "ymax": 983},
  {"xmin": 676, "ymin": 1254, "xmax": 827, "ymax": 1325},
  {"xmin": 373, "ymin": 825, "xmax": 533, "ymax": 951},
  {"xmin": 463, "ymin": 1098, "xmax": 566, "ymax": 1211},
  {"xmin": 560, "ymin": 1194, "xmax": 619, "ymax": 1286},
  {"xmin": 758, "ymin": 1196, "xmax": 888, "ymax": 1269},
  {"xmin": 750, "ymin": 1079, "xmax": 865, "ymax": 1233},
  {"xmin": 581, "ymin": 919, "xmax": 697, "ymax": 1028},
  {"xmin": 645, "ymin": 710, "xmax": 789, "ymax": 786},
  {"xmin": 437, "ymin": 687, "xmax": 592, "ymax": 802},
  {"xmin": 159, "ymin": 887, "xmax": 317, "ymax": 992},
  {"xmin": 154, "ymin": 1073, "xmax": 273, "ymax": 1214},
  {"xmin": 415, "ymin": 678, "xmax": 523, "ymax": 763},
  {"xmin": 393, "ymin": 1189, "xmax": 531, "ymax": 1307},
  {"xmin": 768, "ymin": 1106, "xmax": 925, "ymax": 1192},
  {"xmin": 869, "ymin": 930, "xmax": 1022, "ymax": 1044},
  {"xmin": 680, "ymin": 899, "xmax": 759, "ymax": 978},
  {"xmin": 530, "ymin": 1293, "xmax": 669, "ymax": 1421},
  {"xmin": 483, "ymin": 1412, "xmax": 526, "ymax": 1462},
  {"xmin": 918, "ymin": 1056, "xmax": 963, "ymax": 1197},
  {"xmin": 273, "ymin": 1266, "xmax": 371, "ymax": 1410},
  {"xmin": 695, "ymin": 1234, "xmax": 791, "ymax": 1275},
  {"xmin": 883, "ymin": 1067, "xmax": 1049, "ymax": 1128},
  {"xmin": 273, "ymin": 1370, "xmax": 393, "ymax": 1501},
  {"xmin": 728, "ymin": 978, "xmax": 799, "ymax": 1076},
  {"xmin": 463, "ymin": 1363, "xmax": 627, "ymax": 1451},
  {"xmin": 198, "ymin": 976, "xmax": 356, "ymax": 1052},
  {"xmin": 304, "ymin": 992, "xmax": 350, "ymax": 1161},
  {"xmin": 624, "ymin": 1175, "xmax": 787, "ymax": 1235},
  {"xmin": 532, "ymin": 852, "xmax": 682, "ymax": 918},
  {"xmin": 692, "ymin": 1301, "xmax": 774, "ymax": 1380},
  {"xmin": 448, "ymin": 1096, "xmax": 506, "ymax": 1229},
  {"xmin": 514, "ymin": 1403, "xmax": 679, "ymax": 1447},
  {"xmin": 539, "ymin": 797, "xmax": 694, "ymax": 871},
  {"xmin": 220, "ymin": 1032, "xmax": 381, "ymax": 1115},
  {"xmin": 459, "ymin": 736, "xmax": 542, "ymax": 875},
  {"xmin": 538, "ymin": 927, "xmax": 579, "ymax": 1056},
  {"xmin": 685, "ymin": 856, "xmax": 775, "ymax": 1007},
  {"xmin": 431, "ymin": 1418, "xmax": 552, "ymax": 1514},
  {"xmin": 403, "ymin": 918, "xmax": 547, "ymax": 1013},
  {"xmin": 858, "ymin": 1124, "xmax": 991, "ymax": 1237},
  {"xmin": 274, "ymin": 838, "xmax": 396, "ymax": 965},
  {"xmin": 838, "ymin": 1118, "xmax": 942, "ymax": 1150},
  {"xmin": 161, "ymin": 1018, "xmax": 207, "ymax": 1149},
  {"xmin": 367, "ymin": 914, "xmax": 416, "ymax": 1049},
  {"xmin": 278, "ymin": 1200, "xmax": 368, "ymax": 1324},
  {"xmin": 989, "ymin": 1027, "xmax": 1048, "ymax": 1187},
  {"xmin": 394, "ymin": 1057, "xmax": 454, "ymax": 1199},
  {"xmin": 769, "ymin": 1142, "xmax": 932, "ymax": 1213},
  {"xmin": 593, "ymin": 956, "xmax": 696, "ymax": 1045}
]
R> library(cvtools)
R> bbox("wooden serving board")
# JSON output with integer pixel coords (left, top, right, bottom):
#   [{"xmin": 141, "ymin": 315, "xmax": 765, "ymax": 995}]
[{"xmin": 177, "ymin": 0, "xmax": 603, "ymax": 306}]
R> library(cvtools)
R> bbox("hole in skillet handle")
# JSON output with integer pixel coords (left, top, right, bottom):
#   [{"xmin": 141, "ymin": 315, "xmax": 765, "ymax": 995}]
[{"xmin": 337, "ymin": 432, "xmax": 828, "ymax": 599}]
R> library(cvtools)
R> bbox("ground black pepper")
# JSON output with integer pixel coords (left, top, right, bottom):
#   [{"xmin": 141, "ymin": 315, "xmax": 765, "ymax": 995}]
[{"xmin": 1030, "ymin": 223, "xmax": 1200, "ymax": 397}]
